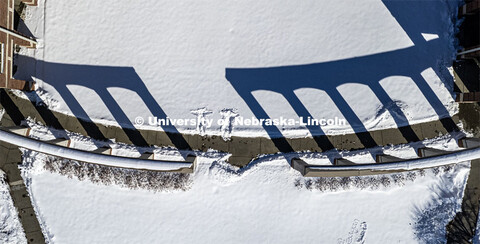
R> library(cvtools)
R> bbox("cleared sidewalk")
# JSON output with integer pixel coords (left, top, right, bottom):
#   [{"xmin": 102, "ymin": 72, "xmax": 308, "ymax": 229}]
[{"xmin": 0, "ymin": 89, "xmax": 460, "ymax": 167}]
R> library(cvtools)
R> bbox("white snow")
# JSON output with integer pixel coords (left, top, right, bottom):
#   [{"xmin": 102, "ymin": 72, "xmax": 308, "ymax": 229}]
[
  {"xmin": 0, "ymin": 171, "xmax": 27, "ymax": 244},
  {"xmin": 9, "ymin": 120, "xmax": 471, "ymax": 243},
  {"xmin": 9, "ymin": 1, "xmax": 472, "ymax": 243},
  {"xmin": 16, "ymin": 0, "xmax": 460, "ymax": 138},
  {"xmin": 219, "ymin": 108, "xmax": 239, "ymax": 141},
  {"xmin": 421, "ymin": 33, "xmax": 440, "ymax": 41},
  {"xmin": 20, "ymin": 154, "xmax": 470, "ymax": 243}
]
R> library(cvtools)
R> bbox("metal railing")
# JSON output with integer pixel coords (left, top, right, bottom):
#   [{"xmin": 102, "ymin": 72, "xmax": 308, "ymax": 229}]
[
  {"xmin": 292, "ymin": 138, "xmax": 480, "ymax": 177},
  {"xmin": 0, "ymin": 126, "xmax": 196, "ymax": 172}
]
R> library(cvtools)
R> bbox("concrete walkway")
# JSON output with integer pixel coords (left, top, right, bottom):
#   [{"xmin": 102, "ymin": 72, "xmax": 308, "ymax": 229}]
[
  {"xmin": 446, "ymin": 158, "xmax": 480, "ymax": 243},
  {"xmin": 447, "ymin": 10, "xmax": 480, "ymax": 235},
  {"xmin": 446, "ymin": 102, "xmax": 480, "ymax": 243},
  {"xmin": 0, "ymin": 140, "xmax": 45, "ymax": 244},
  {"xmin": 0, "ymin": 89, "xmax": 460, "ymax": 167}
]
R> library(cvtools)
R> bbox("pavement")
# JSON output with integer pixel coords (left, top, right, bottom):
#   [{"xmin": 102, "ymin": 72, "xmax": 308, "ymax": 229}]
[
  {"xmin": 0, "ymin": 89, "xmax": 462, "ymax": 167},
  {"xmin": 446, "ymin": 45, "xmax": 480, "ymax": 242},
  {"xmin": 447, "ymin": 103, "xmax": 480, "ymax": 243},
  {"xmin": 0, "ymin": 139, "xmax": 45, "ymax": 244}
]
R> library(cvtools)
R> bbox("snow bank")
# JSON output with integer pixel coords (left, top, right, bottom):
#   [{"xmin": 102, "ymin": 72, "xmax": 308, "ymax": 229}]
[
  {"xmin": 22, "ymin": 150, "xmax": 193, "ymax": 192},
  {"xmin": 0, "ymin": 172, "xmax": 27, "ymax": 244}
]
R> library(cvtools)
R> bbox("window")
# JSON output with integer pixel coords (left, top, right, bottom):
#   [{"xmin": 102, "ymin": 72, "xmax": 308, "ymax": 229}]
[{"xmin": 0, "ymin": 42, "xmax": 4, "ymax": 74}]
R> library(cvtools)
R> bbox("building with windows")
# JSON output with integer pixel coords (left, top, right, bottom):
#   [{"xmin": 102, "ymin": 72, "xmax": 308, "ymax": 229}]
[{"xmin": 0, "ymin": 0, "xmax": 37, "ymax": 91}]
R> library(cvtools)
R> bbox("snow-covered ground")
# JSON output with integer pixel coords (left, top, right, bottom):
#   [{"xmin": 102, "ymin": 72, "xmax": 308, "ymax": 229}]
[
  {"xmin": 16, "ymin": 0, "xmax": 460, "ymax": 138},
  {"xmin": 4, "ymin": 119, "xmax": 467, "ymax": 243},
  {"xmin": 21, "ymin": 152, "xmax": 470, "ymax": 243},
  {"xmin": 7, "ymin": 0, "xmax": 473, "ymax": 242},
  {"xmin": 0, "ymin": 171, "xmax": 27, "ymax": 244}
]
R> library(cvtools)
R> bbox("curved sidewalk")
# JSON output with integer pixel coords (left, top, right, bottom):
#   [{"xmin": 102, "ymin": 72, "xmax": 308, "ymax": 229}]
[{"xmin": 0, "ymin": 89, "xmax": 461, "ymax": 166}]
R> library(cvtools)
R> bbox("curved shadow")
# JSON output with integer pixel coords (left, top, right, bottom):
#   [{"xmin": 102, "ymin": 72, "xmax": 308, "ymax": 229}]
[
  {"xmin": 13, "ymin": 0, "xmax": 459, "ymax": 155},
  {"xmin": 226, "ymin": 0, "xmax": 459, "ymax": 152},
  {"xmin": 17, "ymin": 55, "xmax": 190, "ymax": 149}
]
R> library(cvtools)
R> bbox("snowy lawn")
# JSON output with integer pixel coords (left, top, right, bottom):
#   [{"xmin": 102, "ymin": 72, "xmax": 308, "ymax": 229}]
[
  {"xmin": 0, "ymin": 171, "xmax": 27, "ymax": 243},
  {"xmin": 5, "ymin": 119, "xmax": 469, "ymax": 243},
  {"xmin": 21, "ymin": 154, "xmax": 470, "ymax": 244},
  {"xmin": 9, "ymin": 0, "xmax": 471, "ymax": 243},
  {"xmin": 17, "ymin": 0, "xmax": 460, "ymax": 138}
]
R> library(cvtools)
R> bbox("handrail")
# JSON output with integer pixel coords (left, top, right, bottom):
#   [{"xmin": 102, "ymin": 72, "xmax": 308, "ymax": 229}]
[
  {"xmin": 0, "ymin": 128, "xmax": 194, "ymax": 172},
  {"xmin": 292, "ymin": 145, "xmax": 480, "ymax": 177},
  {"xmin": 0, "ymin": 26, "xmax": 37, "ymax": 45},
  {"xmin": 457, "ymin": 46, "xmax": 480, "ymax": 55}
]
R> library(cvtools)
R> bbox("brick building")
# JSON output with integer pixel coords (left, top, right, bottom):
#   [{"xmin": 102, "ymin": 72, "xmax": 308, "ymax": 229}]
[{"xmin": 0, "ymin": 0, "xmax": 37, "ymax": 91}]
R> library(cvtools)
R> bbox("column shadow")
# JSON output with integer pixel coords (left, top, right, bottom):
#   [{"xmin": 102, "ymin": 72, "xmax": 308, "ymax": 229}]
[
  {"xmin": 226, "ymin": 0, "xmax": 459, "ymax": 153},
  {"xmin": 16, "ymin": 55, "xmax": 190, "ymax": 149}
]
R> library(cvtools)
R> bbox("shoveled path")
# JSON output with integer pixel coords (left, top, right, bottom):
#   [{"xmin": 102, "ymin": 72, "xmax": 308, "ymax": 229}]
[
  {"xmin": 446, "ymin": 102, "xmax": 480, "ymax": 243},
  {"xmin": 0, "ymin": 94, "xmax": 45, "ymax": 243},
  {"xmin": 0, "ymin": 89, "xmax": 460, "ymax": 167},
  {"xmin": 0, "ymin": 140, "xmax": 45, "ymax": 244}
]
